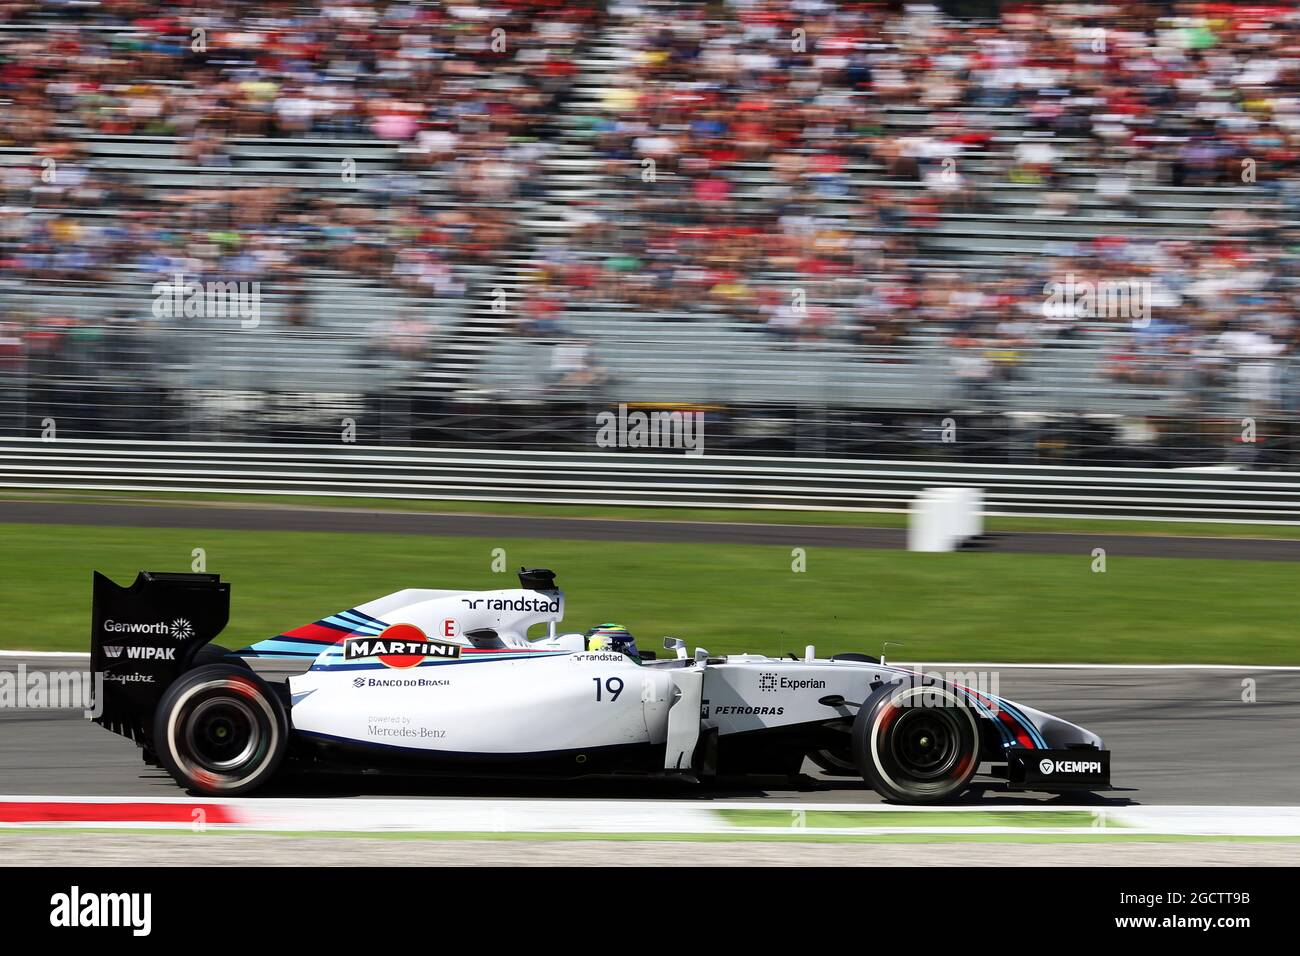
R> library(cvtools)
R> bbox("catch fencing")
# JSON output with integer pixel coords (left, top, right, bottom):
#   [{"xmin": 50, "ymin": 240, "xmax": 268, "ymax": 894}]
[{"xmin": 2, "ymin": 439, "xmax": 1298, "ymax": 523}]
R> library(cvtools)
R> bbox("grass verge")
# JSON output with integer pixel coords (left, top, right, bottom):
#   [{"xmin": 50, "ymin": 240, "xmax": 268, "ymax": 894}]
[{"xmin": 5, "ymin": 521, "xmax": 1296, "ymax": 662}]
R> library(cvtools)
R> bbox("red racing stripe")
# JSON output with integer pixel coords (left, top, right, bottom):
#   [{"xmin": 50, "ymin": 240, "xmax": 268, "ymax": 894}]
[
  {"xmin": 0, "ymin": 802, "xmax": 241, "ymax": 824},
  {"xmin": 279, "ymin": 622, "xmax": 353, "ymax": 644},
  {"xmin": 997, "ymin": 709, "xmax": 1035, "ymax": 749}
]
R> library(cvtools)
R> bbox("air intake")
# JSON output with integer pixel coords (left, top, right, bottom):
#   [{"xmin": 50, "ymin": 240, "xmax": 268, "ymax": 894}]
[{"xmin": 517, "ymin": 567, "xmax": 558, "ymax": 591}]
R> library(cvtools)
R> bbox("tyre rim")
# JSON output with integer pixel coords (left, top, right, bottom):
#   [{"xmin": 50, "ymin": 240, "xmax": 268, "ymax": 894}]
[
  {"xmin": 165, "ymin": 676, "xmax": 281, "ymax": 792},
  {"xmin": 887, "ymin": 708, "xmax": 961, "ymax": 781},
  {"xmin": 185, "ymin": 697, "xmax": 260, "ymax": 772}
]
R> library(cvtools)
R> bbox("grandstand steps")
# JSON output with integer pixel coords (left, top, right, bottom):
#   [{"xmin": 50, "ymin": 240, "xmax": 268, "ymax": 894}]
[
  {"xmin": 3, "ymin": 9, "xmax": 1294, "ymax": 427},
  {"xmin": 469, "ymin": 331, "xmax": 1183, "ymax": 414}
]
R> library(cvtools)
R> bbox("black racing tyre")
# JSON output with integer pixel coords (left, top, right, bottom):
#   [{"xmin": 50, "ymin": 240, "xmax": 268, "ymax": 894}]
[
  {"xmin": 189, "ymin": 644, "xmax": 251, "ymax": 670},
  {"xmin": 852, "ymin": 682, "xmax": 980, "ymax": 803},
  {"xmin": 806, "ymin": 745, "xmax": 859, "ymax": 776},
  {"xmin": 153, "ymin": 664, "xmax": 287, "ymax": 796}
]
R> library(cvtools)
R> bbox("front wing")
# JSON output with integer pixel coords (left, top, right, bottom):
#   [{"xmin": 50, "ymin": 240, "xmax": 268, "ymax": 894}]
[{"xmin": 1004, "ymin": 748, "xmax": 1112, "ymax": 791}]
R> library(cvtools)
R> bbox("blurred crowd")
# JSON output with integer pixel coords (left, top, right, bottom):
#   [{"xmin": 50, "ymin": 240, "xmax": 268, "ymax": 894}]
[
  {"xmin": 0, "ymin": 0, "xmax": 594, "ymax": 141},
  {"xmin": 0, "ymin": 0, "xmax": 1298, "ymax": 417},
  {"xmin": 0, "ymin": 0, "xmax": 597, "ymax": 320},
  {"xmin": 525, "ymin": 0, "xmax": 1299, "ymax": 413}
]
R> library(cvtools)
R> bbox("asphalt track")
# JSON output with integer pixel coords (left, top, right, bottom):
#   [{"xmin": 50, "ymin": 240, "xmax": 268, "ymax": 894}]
[
  {"xmin": 4, "ymin": 499, "xmax": 1300, "ymax": 560},
  {"xmin": 2, "ymin": 499, "xmax": 1298, "ymax": 805},
  {"xmin": 3, "ymin": 498, "xmax": 1298, "ymax": 863},
  {"xmin": 2, "ymin": 659, "xmax": 1297, "ymax": 806}
]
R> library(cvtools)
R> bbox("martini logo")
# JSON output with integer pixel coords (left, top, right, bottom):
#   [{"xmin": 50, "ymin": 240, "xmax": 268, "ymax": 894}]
[{"xmin": 344, "ymin": 623, "xmax": 461, "ymax": 669}]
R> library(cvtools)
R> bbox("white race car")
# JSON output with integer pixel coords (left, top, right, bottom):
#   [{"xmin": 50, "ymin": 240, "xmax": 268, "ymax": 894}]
[{"xmin": 90, "ymin": 568, "xmax": 1111, "ymax": 803}]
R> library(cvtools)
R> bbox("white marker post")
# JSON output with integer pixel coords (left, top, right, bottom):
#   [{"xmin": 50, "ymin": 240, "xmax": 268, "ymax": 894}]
[{"xmin": 908, "ymin": 487, "xmax": 984, "ymax": 552}]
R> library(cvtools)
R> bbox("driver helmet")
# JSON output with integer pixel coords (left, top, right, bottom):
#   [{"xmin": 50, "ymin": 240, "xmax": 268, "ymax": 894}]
[{"xmin": 586, "ymin": 623, "xmax": 639, "ymax": 661}]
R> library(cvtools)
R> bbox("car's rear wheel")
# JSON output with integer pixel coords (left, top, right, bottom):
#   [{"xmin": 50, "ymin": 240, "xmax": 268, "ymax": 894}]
[
  {"xmin": 153, "ymin": 664, "xmax": 287, "ymax": 796},
  {"xmin": 189, "ymin": 643, "xmax": 252, "ymax": 670},
  {"xmin": 852, "ymin": 682, "xmax": 979, "ymax": 803}
]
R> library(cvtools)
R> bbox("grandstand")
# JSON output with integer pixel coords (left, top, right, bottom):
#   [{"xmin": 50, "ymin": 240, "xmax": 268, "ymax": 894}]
[{"xmin": 1, "ymin": 1, "xmax": 1298, "ymax": 465}]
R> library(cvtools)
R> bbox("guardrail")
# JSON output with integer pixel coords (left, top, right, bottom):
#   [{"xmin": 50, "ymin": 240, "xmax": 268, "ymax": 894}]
[{"xmin": 2, "ymin": 439, "xmax": 1298, "ymax": 524}]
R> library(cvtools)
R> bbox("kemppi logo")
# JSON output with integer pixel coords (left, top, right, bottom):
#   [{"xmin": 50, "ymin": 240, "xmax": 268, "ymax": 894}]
[{"xmin": 1039, "ymin": 758, "xmax": 1102, "ymax": 775}]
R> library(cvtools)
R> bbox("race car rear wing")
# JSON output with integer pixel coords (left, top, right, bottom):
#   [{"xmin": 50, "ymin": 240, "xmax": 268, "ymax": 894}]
[{"xmin": 90, "ymin": 571, "xmax": 230, "ymax": 748}]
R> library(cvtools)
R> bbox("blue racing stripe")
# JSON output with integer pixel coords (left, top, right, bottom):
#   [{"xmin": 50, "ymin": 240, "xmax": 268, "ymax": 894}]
[{"xmin": 310, "ymin": 651, "xmax": 569, "ymax": 672}]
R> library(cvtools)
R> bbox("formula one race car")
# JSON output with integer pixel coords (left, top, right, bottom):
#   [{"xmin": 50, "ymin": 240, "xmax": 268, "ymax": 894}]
[{"xmin": 90, "ymin": 568, "xmax": 1111, "ymax": 803}]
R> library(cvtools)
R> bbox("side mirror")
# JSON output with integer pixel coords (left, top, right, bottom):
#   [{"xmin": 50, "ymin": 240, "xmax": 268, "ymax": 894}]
[{"xmin": 663, "ymin": 637, "xmax": 687, "ymax": 660}]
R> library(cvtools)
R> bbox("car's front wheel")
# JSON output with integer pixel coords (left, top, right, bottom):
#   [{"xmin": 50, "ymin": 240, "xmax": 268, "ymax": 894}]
[
  {"xmin": 153, "ymin": 664, "xmax": 287, "ymax": 796},
  {"xmin": 852, "ymin": 682, "xmax": 980, "ymax": 803}
]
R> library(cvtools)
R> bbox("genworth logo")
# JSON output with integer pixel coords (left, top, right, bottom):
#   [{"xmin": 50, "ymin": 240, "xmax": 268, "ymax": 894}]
[{"xmin": 103, "ymin": 617, "xmax": 193, "ymax": 640}]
